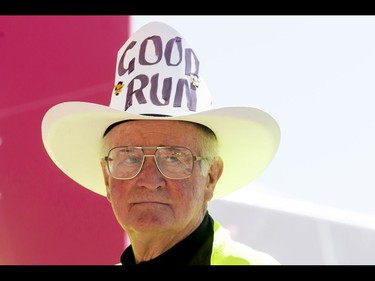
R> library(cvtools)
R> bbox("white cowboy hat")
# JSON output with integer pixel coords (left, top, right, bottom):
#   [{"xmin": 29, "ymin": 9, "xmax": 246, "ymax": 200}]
[{"xmin": 41, "ymin": 21, "xmax": 281, "ymax": 200}]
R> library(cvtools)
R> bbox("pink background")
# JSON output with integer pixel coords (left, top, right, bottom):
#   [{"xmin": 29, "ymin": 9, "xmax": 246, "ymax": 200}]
[{"xmin": 0, "ymin": 15, "xmax": 130, "ymax": 265}]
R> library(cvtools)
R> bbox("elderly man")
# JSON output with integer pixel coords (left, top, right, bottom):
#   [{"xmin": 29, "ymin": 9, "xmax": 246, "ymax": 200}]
[{"xmin": 42, "ymin": 22, "xmax": 281, "ymax": 265}]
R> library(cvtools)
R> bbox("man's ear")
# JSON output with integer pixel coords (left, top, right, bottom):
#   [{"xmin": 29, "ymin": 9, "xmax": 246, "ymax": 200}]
[
  {"xmin": 100, "ymin": 159, "xmax": 111, "ymax": 202},
  {"xmin": 205, "ymin": 157, "xmax": 224, "ymax": 201}
]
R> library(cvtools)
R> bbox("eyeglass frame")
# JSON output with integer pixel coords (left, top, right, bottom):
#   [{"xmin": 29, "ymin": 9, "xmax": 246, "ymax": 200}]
[{"xmin": 103, "ymin": 146, "xmax": 206, "ymax": 180}]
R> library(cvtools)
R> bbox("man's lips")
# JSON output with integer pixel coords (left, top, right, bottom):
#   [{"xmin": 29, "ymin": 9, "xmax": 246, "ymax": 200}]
[{"xmin": 130, "ymin": 201, "xmax": 168, "ymax": 205}]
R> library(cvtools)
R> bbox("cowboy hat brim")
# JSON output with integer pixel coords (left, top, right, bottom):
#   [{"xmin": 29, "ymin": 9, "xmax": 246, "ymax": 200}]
[{"xmin": 41, "ymin": 101, "xmax": 280, "ymax": 200}]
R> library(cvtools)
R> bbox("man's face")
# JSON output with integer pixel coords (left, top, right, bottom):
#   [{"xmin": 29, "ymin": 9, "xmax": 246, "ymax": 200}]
[{"xmin": 101, "ymin": 120, "xmax": 217, "ymax": 240}]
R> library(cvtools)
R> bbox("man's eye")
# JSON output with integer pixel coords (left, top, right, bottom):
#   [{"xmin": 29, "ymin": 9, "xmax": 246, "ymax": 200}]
[
  {"xmin": 165, "ymin": 155, "xmax": 179, "ymax": 162},
  {"xmin": 125, "ymin": 156, "xmax": 141, "ymax": 164}
]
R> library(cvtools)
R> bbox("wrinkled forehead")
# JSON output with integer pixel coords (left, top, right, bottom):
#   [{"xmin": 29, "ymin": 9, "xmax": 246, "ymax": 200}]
[
  {"xmin": 105, "ymin": 119, "xmax": 216, "ymax": 137},
  {"xmin": 104, "ymin": 120, "xmax": 205, "ymax": 146},
  {"xmin": 103, "ymin": 119, "xmax": 201, "ymax": 137}
]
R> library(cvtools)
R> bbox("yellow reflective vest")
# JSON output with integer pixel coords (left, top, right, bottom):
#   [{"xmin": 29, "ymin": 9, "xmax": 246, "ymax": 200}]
[{"xmin": 211, "ymin": 220, "xmax": 280, "ymax": 265}]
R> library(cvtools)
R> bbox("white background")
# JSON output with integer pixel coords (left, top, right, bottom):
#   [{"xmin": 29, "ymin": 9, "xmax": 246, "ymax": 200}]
[{"xmin": 132, "ymin": 16, "xmax": 375, "ymax": 217}]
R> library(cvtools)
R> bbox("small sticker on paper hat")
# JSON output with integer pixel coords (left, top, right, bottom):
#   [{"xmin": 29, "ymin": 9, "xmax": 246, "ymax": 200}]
[
  {"xmin": 190, "ymin": 73, "xmax": 200, "ymax": 88},
  {"xmin": 114, "ymin": 81, "xmax": 124, "ymax": 96}
]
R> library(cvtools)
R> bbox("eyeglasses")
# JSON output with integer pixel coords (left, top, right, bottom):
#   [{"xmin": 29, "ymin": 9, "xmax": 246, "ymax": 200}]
[{"xmin": 104, "ymin": 146, "xmax": 205, "ymax": 180}]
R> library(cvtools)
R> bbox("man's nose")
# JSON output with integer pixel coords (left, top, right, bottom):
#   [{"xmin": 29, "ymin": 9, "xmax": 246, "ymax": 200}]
[{"xmin": 136, "ymin": 155, "xmax": 165, "ymax": 189}]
